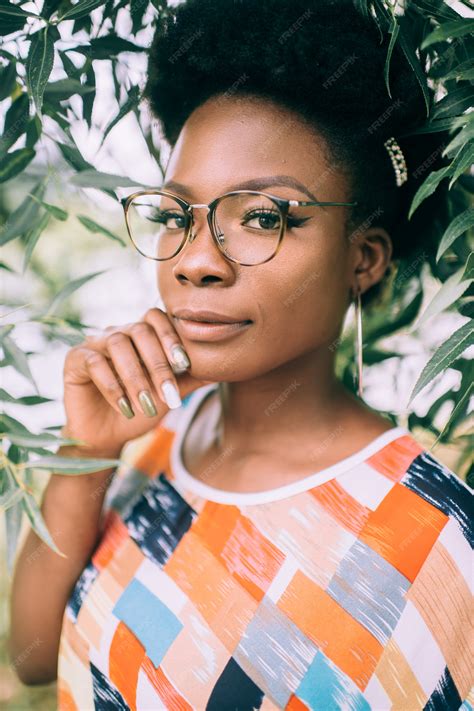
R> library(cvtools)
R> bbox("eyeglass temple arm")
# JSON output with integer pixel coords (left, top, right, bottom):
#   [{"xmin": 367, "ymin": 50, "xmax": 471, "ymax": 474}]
[{"xmin": 289, "ymin": 199, "xmax": 358, "ymax": 206}]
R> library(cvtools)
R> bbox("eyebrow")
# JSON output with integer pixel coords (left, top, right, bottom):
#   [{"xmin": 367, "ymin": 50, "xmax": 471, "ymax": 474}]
[{"xmin": 161, "ymin": 175, "xmax": 320, "ymax": 203}]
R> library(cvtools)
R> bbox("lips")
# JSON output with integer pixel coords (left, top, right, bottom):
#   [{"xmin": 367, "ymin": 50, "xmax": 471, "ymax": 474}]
[{"xmin": 172, "ymin": 308, "xmax": 252, "ymax": 325}]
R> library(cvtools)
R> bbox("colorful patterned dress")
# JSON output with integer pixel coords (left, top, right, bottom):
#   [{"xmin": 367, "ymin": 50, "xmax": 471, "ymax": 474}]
[{"xmin": 57, "ymin": 383, "xmax": 473, "ymax": 710}]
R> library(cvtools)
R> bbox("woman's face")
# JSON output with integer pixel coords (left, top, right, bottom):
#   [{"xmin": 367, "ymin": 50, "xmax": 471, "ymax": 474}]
[{"xmin": 157, "ymin": 94, "xmax": 387, "ymax": 383}]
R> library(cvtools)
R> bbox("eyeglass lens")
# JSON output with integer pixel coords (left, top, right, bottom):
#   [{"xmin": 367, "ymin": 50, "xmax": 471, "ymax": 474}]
[{"xmin": 126, "ymin": 192, "xmax": 284, "ymax": 264}]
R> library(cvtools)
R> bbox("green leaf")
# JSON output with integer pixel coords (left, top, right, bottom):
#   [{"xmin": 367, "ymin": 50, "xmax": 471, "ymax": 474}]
[
  {"xmin": 5, "ymin": 432, "xmax": 89, "ymax": 448},
  {"xmin": 22, "ymin": 455, "xmax": 123, "ymax": 473},
  {"xmin": 407, "ymin": 319, "xmax": 474, "ymax": 406},
  {"xmin": 462, "ymin": 252, "xmax": 474, "ymax": 281},
  {"xmin": 0, "ymin": 388, "xmax": 53, "ymax": 405},
  {"xmin": 431, "ymin": 86, "xmax": 474, "ymax": 120},
  {"xmin": 42, "ymin": 270, "xmax": 108, "ymax": 317},
  {"xmin": 73, "ymin": 35, "xmax": 146, "ymax": 60},
  {"xmin": 76, "ymin": 215, "xmax": 127, "ymax": 246},
  {"xmin": 421, "ymin": 19, "xmax": 474, "ymax": 49},
  {"xmin": 70, "ymin": 169, "xmax": 151, "ymax": 190},
  {"xmin": 411, "ymin": 264, "xmax": 473, "ymax": 330},
  {"xmin": 448, "ymin": 141, "xmax": 474, "ymax": 188},
  {"xmin": 21, "ymin": 490, "xmax": 66, "ymax": 557},
  {"xmin": 0, "ymin": 0, "xmax": 36, "ymax": 34},
  {"xmin": 0, "ymin": 92, "xmax": 30, "ymax": 156},
  {"xmin": 5, "ymin": 499, "xmax": 23, "ymax": 575},
  {"xmin": 0, "ymin": 147, "xmax": 35, "ymax": 183},
  {"xmin": 383, "ymin": 15, "xmax": 399, "ymax": 100},
  {"xmin": 408, "ymin": 165, "xmax": 451, "ymax": 220},
  {"xmin": 25, "ymin": 114, "xmax": 43, "ymax": 149},
  {"xmin": 436, "ymin": 208, "xmax": 474, "ymax": 262},
  {"xmin": 1, "ymin": 334, "xmax": 38, "ymax": 391},
  {"xmin": 22, "ymin": 212, "xmax": 51, "ymax": 273},
  {"xmin": 431, "ymin": 382, "xmax": 473, "ymax": 449},
  {"xmin": 33, "ymin": 199, "xmax": 68, "ymax": 221},
  {"xmin": 44, "ymin": 78, "xmax": 95, "ymax": 100},
  {"xmin": 0, "ymin": 61, "xmax": 17, "ymax": 100},
  {"xmin": 99, "ymin": 85, "xmax": 141, "ymax": 148},
  {"xmin": 0, "ymin": 472, "xmax": 24, "ymax": 511},
  {"xmin": 56, "ymin": 140, "xmax": 93, "ymax": 172},
  {"xmin": 25, "ymin": 25, "xmax": 55, "ymax": 117},
  {"xmin": 58, "ymin": 0, "xmax": 107, "ymax": 21}
]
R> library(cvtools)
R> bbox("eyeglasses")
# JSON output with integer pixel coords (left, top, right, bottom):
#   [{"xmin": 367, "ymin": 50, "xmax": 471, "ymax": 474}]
[{"xmin": 120, "ymin": 189, "xmax": 358, "ymax": 267}]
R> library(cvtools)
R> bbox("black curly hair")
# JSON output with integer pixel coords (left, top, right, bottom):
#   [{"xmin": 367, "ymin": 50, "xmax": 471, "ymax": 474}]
[{"xmin": 142, "ymin": 0, "xmax": 451, "ymax": 308}]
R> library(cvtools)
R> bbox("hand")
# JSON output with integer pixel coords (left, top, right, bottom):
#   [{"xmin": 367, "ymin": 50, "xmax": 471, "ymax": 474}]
[{"xmin": 60, "ymin": 307, "xmax": 214, "ymax": 457}]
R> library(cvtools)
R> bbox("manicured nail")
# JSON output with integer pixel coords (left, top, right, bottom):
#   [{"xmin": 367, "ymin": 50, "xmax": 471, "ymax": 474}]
[
  {"xmin": 170, "ymin": 344, "xmax": 190, "ymax": 371},
  {"xmin": 118, "ymin": 396, "xmax": 134, "ymax": 419},
  {"xmin": 138, "ymin": 390, "xmax": 157, "ymax": 417},
  {"xmin": 160, "ymin": 380, "xmax": 182, "ymax": 409}
]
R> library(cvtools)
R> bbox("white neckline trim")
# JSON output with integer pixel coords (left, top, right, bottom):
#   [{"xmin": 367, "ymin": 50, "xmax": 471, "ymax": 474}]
[{"xmin": 169, "ymin": 383, "xmax": 411, "ymax": 505}]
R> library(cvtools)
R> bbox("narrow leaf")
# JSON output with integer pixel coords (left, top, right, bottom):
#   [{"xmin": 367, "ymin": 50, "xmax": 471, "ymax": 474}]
[
  {"xmin": 22, "ymin": 455, "xmax": 123, "ymax": 473},
  {"xmin": 77, "ymin": 215, "xmax": 127, "ymax": 246},
  {"xmin": 58, "ymin": 0, "xmax": 107, "ymax": 21},
  {"xmin": 22, "ymin": 212, "xmax": 51, "ymax": 273},
  {"xmin": 5, "ymin": 432, "xmax": 89, "ymax": 448},
  {"xmin": 0, "ymin": 148, "xmax": 35, "ymax": 183},
  {"xmin": 421, "ymin": 19, "xmax": 474, "ymax": 49},
  {"xmin": 21, "ymin": 491, "xmax": 66, "ymax": 557},
  {"xmin": 408, "ymin": 165, "xmax": 451, "ymax": 219},
  {"xmin": 436, "ymin": 208, "xmax": 474, "ymax": 262},
  {"xmin": 43, "ymin": 270, "xmax": 107, "ymax": 317},
  {"xmin": 1, "ymin": 335, "xmax": 38, "ymax": 391},
  {"xmin": 70, "ymin": 169, "xmax": 151, "ymax": 190},
  {"xmin": 25, "ymin": 26, "xmax": 55, "ymax": 117},
  {"xmin": 407, "ymin": 319, "xmax": 474, "ymax": 406},
  {"xmin": 411, "ymin": 264, "xmax": 473, "ymax": 330}
]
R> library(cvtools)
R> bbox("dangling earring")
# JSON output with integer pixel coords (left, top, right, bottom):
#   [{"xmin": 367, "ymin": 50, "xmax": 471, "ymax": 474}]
[{"xmin": 353, "ymin": 283, "xmax": 364, "ymax": 399}]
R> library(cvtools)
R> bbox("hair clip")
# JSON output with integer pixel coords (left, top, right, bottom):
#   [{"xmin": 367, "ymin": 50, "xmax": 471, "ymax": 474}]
[{"xmin": 383, "ymin": 136, "xmax": 408, "ymax": 187}]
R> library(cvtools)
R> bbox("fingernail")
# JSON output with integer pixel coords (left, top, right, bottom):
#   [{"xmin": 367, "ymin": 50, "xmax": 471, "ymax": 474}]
[
  {"xmin": 138, "ymin": 390, "xmax": 157, "ymax": 417},
  {"xmin": 160, "ymin": 380, "xmax": 182, "ymax": 409},
  {"xmin": 170, "ymin": 344, "xmax": 190, "ymax": 371},
  {"xmin": 118, "ymin": 396, "xmax": 135, "ymax": 419}
]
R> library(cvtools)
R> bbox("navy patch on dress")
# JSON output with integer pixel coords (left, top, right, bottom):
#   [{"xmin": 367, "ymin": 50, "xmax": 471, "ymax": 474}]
[
  {"xmin": 422, "ymin": 665, "xmax": 462, "ymax": 711},
  {"xmin": 402, "ymin": 450, "xmax": 473, "ymax": 547},
  {"xmin": 67, "ymin": 559, "xmax": 100, "ymax": 623},
  {"xmin": 205, "ymin": 656, "xmax": 265, "ymax": 710},
  {"xmin": 123, "ymin": 473, "xmax": 196, "ymax": 566},
  {"xmin": 90, "ymin": 661, "xmax": 131, "ymax": 710}
]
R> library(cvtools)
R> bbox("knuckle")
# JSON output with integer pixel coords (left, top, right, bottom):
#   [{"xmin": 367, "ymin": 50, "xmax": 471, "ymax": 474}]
[
  {"xmin": 85, "ymin": 351, "xmax": 105, "ymax": 368},
  {"xmin": 106, "ymin": 331, "xmax": 128, "ymax": 347},
  {"xmin": 129, "ymin": 322, "xmax": 153, "ymax": 337},
  {"xmin": 147, "ymin": 360, "xmax": 172, "ymax": 377},
  {"xmin": 103, "ymin": 379, "xmax": 122, "ymax": 396}
]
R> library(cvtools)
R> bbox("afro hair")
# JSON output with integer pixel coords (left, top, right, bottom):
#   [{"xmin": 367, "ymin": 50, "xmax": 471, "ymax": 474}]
[{"xmin": 142, "ymin": 0, "xmax": 452, "ymax": 308}]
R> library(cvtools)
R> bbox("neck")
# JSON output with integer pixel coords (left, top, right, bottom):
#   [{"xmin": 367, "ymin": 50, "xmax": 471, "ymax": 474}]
[{"xmin": 212, "ymin": 349, "xmax": 354, "ymax": 459}]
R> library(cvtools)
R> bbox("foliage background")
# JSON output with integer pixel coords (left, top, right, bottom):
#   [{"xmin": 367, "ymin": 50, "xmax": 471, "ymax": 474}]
[{"xmin": 0, "ymin": 0, "xmax": 473, "ymax": 707}]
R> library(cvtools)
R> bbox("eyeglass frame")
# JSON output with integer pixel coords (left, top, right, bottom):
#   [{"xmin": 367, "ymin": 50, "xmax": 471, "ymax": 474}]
[{"xmin": 120, "ymin": 188, "xmax": 359, "ymax": 267}]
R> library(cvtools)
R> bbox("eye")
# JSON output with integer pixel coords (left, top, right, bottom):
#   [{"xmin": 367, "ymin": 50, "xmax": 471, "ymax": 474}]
[
  {"xmin": 242, "ymin": 208, "xmax": 282, "ymax": 231},
  {"xmin": 148, "ymin": 209, "xmax": 186, "ymax": 230}
]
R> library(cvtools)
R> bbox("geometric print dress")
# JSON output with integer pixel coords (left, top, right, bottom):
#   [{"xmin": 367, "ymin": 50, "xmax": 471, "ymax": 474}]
[{"xmin": 57, "ymin": 383, "xmax": 473, "ymax": 710}]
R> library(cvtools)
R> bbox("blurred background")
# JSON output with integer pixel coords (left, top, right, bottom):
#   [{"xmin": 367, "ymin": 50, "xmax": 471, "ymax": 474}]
[{"xmin": 1, "ymin": 0, "xmax": 472, "ymax": 708}]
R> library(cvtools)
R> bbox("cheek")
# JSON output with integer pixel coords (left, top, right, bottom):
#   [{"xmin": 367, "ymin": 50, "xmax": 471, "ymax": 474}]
[{"xmin": 268, "ymin": 243, "xmax": 349, "ymax": 349}]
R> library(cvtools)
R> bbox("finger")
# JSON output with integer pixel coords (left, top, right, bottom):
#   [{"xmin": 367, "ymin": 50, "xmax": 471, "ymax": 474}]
[
  {"xmin": 105, "ymin": 330, "xmax": 181, "ymax": 415},
  {"xmin": 126, "ymin": 321, "xmax": 186, "ymax": 406},
  {"xmin": 70, "ymin": 347, "xmax": 136, "ymax": 419},
  {"xmin": 142, "ymin": 307, "xmax": 191, "ymax": 374}
]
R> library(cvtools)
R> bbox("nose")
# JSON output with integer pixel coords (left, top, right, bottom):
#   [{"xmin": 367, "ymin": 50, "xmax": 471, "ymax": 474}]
[{"xmin": 187, "ymin": 204, "xmax": 211, "ymax": 244}]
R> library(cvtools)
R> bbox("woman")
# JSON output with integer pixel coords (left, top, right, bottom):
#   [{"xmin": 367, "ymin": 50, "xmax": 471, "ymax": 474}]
[{"xmin": 9, "ymin": 0, "xmax": 472, "ymax": 709}]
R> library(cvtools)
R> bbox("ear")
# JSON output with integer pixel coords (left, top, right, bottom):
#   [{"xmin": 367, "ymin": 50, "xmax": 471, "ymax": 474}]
[{"xmin": 349, "ymin": 226, "xmax": 393, "ymax": 296}]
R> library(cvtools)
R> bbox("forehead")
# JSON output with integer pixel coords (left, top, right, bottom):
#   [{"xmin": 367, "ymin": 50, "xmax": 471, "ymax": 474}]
[{"xmin": 163, "ymin": 95, "xmax": 347, "ymax": 201}]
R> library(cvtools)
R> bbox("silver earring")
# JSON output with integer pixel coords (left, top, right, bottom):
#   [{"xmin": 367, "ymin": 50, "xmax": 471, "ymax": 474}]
[{"xmin": 353, "ymin": 284, "xmax": 364, "ymax": 398}]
